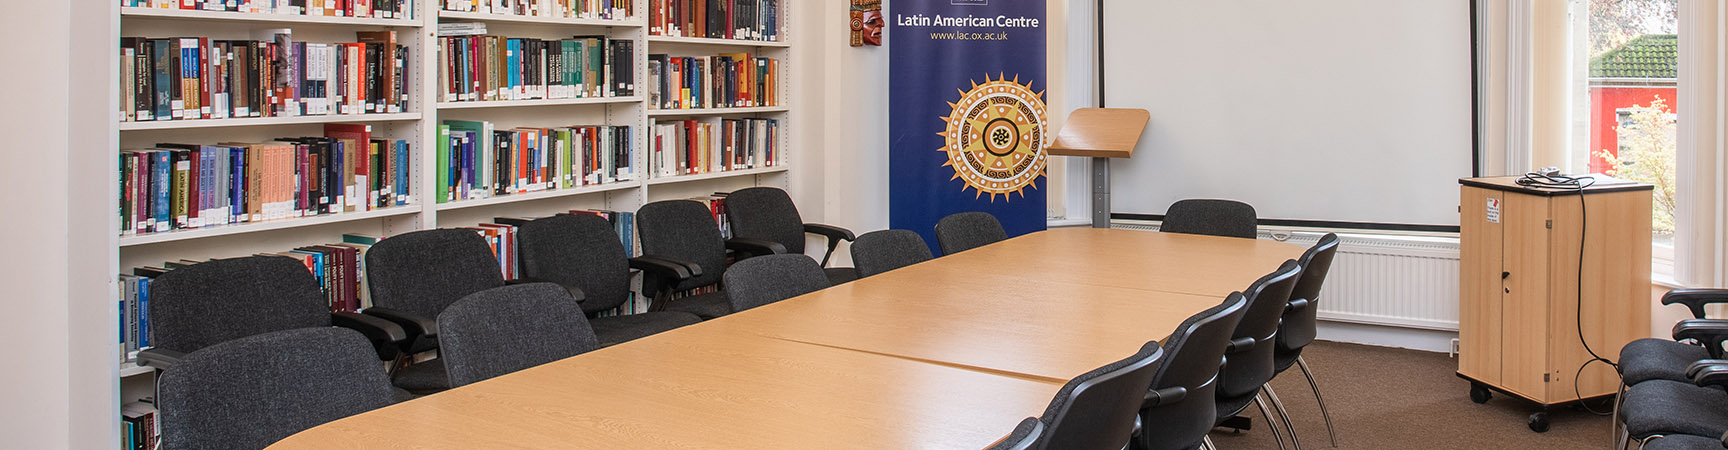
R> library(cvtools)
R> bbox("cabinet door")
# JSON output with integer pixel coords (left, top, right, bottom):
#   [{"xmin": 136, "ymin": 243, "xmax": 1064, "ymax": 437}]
[
  {"xmin": 1500, "ymin": 192, "xmax": 1551, "ymax": 400},
  {"xmin": 1458, "ymin": 186, "xmax": 1504, "ymax": 384}
]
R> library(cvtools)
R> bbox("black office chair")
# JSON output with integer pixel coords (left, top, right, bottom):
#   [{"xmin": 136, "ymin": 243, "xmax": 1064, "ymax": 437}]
[
  {"xmin": 851, "ymin": 229, "xmax": 936, "ymax": 278},
  {"xmin": 1134, "ymin": 293, "xmax": 1249, "ymax": 450},
  {"xmin": 437, "ymin": 283, "xmax": 601, "ymax": 387},
  {"xmin": 988, "ymin": 418, "xmax": 1046, "ymax": 450},
  {"xmin": 139, "ymin": 256, "xmax": 406, "ymax": 370},
  {"xmin": 724, "ymin": 187, "xmax": 859, "ymax": 285},
  {"xmin": 516, "ymin": 214, "xmax": 702, "ymax": 346},
  {"xmin": 157, "ymin": 327, "xmax": 395, "ymax": 450},
  {"xmin": 1161, "ymin": 199, "xmax": 1258, "ymax": 239},
  {"xmin": 1614, "ymin": 290, "xmax": 1728, "ymax": 447},
  {"xmin": 364, "ymin": 228, "xmax": 507, "ymax": 394},
  {"xmin": 1621, "ymin": 364, "xmax": 1728, "ymax": 449},
  {"xmin": 723, "ymin": 254, "xmax": 831, "ymax": 313},
  {"xmin": 1269, "ymin": 233, "xmax": 1341, "ymax": 448},
  {"xmin": 1214, "ymin": 260, "xmax": 1302, "ymax": 449},
  {"xmin": 936, "ymin": 211, "xmax": 1007, "ymax": 256},
  {"xmin": 993, "ymin": 341, "xmax": 1165, "ymax": 450},
  {"xmin": 636, "ymin": 199, "xmax": 785, "ymax": 319}
]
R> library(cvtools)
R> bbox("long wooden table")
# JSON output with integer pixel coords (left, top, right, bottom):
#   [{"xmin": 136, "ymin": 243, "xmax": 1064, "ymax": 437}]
[{"xmin": 269, "ymin": 228, "xmax": 1305, "ymax": 449}]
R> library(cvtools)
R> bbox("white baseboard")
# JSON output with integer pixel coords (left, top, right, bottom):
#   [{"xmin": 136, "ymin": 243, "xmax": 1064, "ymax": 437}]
[{"xmin": 1316, "ymin": 320, "xmax": 1459, "ymax": 353}]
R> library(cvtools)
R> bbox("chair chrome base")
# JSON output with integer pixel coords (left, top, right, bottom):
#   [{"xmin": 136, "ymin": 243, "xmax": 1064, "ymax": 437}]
[
  {"xmin": 1254, "ymin": 391, "xmax": 1289, "ymax": 450},
  {"xmin": 1264, "ymin": 385, "xmax": 1303, "ymax": 450},
  {"xmin": 1294, "ymin": 356, "xmax": 1339, "ymax": 447}
]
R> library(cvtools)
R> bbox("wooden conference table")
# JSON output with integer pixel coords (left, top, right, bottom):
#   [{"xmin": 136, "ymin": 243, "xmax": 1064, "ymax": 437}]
[{"xmin": 268, "ymin": 228, "xmax": 1305, "ymax": 450}]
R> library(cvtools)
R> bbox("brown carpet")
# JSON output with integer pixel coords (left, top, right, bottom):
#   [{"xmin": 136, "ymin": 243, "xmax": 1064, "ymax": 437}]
[{"xmin": 1205, "ymin": 341, "xmax": 1615, "ymax": 449}]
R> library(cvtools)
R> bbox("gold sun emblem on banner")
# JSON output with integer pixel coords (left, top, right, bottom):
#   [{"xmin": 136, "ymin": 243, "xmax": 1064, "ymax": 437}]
[{"xmin": 937, "ymin": 74, "xmax": 1049, "ymax": 201}]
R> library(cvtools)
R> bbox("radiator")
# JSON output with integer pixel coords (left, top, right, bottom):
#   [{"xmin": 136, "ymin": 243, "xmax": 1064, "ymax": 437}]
[{"xmin": 1112, "ymin": 223, "xmax": 1462, "ymax": 331}]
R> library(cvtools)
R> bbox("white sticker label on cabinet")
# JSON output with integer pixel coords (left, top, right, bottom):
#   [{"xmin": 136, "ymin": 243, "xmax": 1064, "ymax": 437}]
[{"xmin": 1486, "ymin": 198, "xmax": 1501, "ymax": 223}]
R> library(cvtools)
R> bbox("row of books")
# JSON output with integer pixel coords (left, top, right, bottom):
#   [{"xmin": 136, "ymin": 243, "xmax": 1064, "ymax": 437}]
[
  {"xmin": 437, "ymin": 36, "xmax": 634, "ymax": 103},
  {"xmin": 122, "ymin": 402, "xmax": 158, "ymax": 450},
  {"xmin": 466, "ymin": 211, "xmax": 645, "ymax": 313},
  {"xmin": 648, "ymin": 118, "xmax": 777, "ymax": 178},
  {"xmin": 117, "ymin": 233, "xmax": 380, "ymax": 363},
  {"xmin": 648, "ymin": 0, "xmax": 779, "ymax": 42},
  {"xmin": 118, "ymin": 125, "xmax": 413, "ymax": 235},
  {"xmin": 119, "ymin": 30, "xmax": 408, "ymax": 123},
  {"xmin": 440, "ymin": 0, "xmax": 630, "ymax": 20},
  {"xmin": 122, "ymin": 0, "xmax": 416, "ymax": 20},
  {"xmin": 647, "ymin": 53, "xmax": 778, "ymax": 110},
  {"xmin": 435, "ymin": 121, "xmax": 635, "ymax": 204}
]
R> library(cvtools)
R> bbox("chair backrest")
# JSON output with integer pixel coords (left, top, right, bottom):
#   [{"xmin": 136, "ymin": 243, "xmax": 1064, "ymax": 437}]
[
  {"xmin": 987, "ymin": 418, "xmax": 1046, "ymax": 450},
  {"xmin": 149, "ymin": 256, "xmax": 331, "ymax": 354},
  {"xmin": 1216, "ymin": 260, "xmax": 1302, "ymax": 400},
  {"xmin": 365, "ymin": 229, "xmax": 505, "ymax": 319},
  {"xmin": 158, "ymin": 327, "xmax": 394, "ymax": 450},
  {"xmin": 517, "ymin": 214, "xmax": 632, "ymax": 314},
  {"xmin": 1278, "ymin": 233, "xmax": 1340, "ymax": 354},
  {"xmin": 1161, "ymin": 199, "xmax": 1258, "ymax": 239},
  {"xmin": 1037, "ymin": 341, "xmax": 1165, "ymax": 450},
  {"xmin": 725, "ymin": 187, "xmax": 808, "ymax": 254},
  {"xmin": 637, "ymin": 200, "xmax": 727, "ymax": 290},
  {"xmin": 851, "ymin": 229, "xmax": 936, "ymax": 278},
  {"xmin": 935, "ymin": 211, "xmax": 1007, "ymax": 256},
  {"xmin": 724, "ymin": 254, "xmax": 830, "ymax": 312},
  {"xmin": 1137, "ymin": 294, "xmax": 1249, "ymax": 450},
  {"xmin": 438, "ymin": 283, "xmax": 599, "ymax": 387}
]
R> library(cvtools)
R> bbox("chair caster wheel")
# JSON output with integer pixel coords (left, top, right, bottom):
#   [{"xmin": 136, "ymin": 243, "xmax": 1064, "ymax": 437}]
[
  {"xmin": 1470, "ymin": 383, "xmax": 1491, "ymax": 404},
  {"xmin": 1528, "ymin": 411, "xmax": 1550, "ymax": 433}
]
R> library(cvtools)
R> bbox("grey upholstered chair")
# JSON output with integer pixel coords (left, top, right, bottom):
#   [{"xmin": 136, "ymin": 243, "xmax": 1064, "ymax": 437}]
[
  {"xmin": 516, "ymin": 214, "xmax": 701, "ymax": 346},
  {"xmin": 724, "ymin": 187, "xmax": 859, "ymax": 284},
  {"xmin": 1620, "ymin": 366, "xmax": 1728, "ymax": 449},
  {"xmin": 1270, "ymin": 233, "xmax": 1341, "ymax": 447},
  {"xmin": 1213, "ymin": 260, "xmax": 1302, "ymax": 449},
  {"xmin": 637, "ymin": 200, "xmax": 785, "ymax": 319},
  {"xmin": 723, "ymin": 254, "xmax": 830, "ymax": 312},
  {"xmin": 158, "ymin": 327, "xmax": 395, "ymax": 450},
  {"xmin": 1134, "ymin": 294, "xmax": 1248, "ymax": 450},
  {"xmin": 987, "ymin": 418, "xmax": 1046, "ymax": 450},
  {"xmin": 1642, "ymin": 433, "xmax": 1728, "ymax": 450},
  {"xmin": 995, "ymin": 341, "xmax": 1165, "ymax": 450},
  {"xmin": 851, "ymin": 229, "xmax": 935, "ymax": 278},
  {"xmin": 437, "ymin": 283, "xmax": 600, "ymax": 387},
  {"xmin": 363, "ymin": 228, "xmax": 507, "ymax": 393},
  {"xmin": 935, "ymin": 211, "xmax": 1007, "ymax": 256},
  {"xmin": 1160, "ymin": 199, "xmax": 1258, "ymax": 239},
  {"xmin": 139, "ymin": 255, "xmax": 405, "ymax": 370},
  {"xmin": 1612, "ymin": 290, "xmax": 1728, "ymax": 447}
]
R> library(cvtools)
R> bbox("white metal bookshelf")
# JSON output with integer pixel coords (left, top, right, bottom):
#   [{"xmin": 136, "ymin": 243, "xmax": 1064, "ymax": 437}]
[{"xmin": 110, "ymin": 0, "xmax": 796, "ymax": 400}]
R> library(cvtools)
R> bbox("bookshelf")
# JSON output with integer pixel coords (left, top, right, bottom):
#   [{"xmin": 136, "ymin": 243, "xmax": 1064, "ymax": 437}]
[{"xmin": 109, "ymin": 5, "xmax": 796, "ymax": 441}]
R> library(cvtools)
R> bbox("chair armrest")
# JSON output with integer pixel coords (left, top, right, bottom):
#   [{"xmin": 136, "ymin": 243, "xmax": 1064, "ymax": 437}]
[
  {"xmin": 1675, "ymin": 320, "xmax": 1728, "ymax": 359},
  {"xmin": 362, "ymin": 307, "xmax": 438, "ymax": 340},
  {"xmin": 1693, "ymin": 363, "xmax": 1728, "ymax": 389},
  {"xmin": 138, "ymin": 348, "xmax": 186, "ymax": 370},
  {"xmin": 507, "ymin": 279, "xmax": 587, "ymax": 303},
  {"xmin": 803, "ymin": 223, "xmax": 856, "ymax": 242},
  {"xmin": 332, "ymin": 312, "xmax": 408, "ymax": 360},
  {"xmin": 1142, "ymin": 386, "xmax": 1188, "ymax": 408},
  {"xmin": 1224, "ymin": 337, "xmax": 1256, "ymax": 354},
  {"xmin": 726, "ymin": 238, "xmax": 787, "ymax": 258},
  {"xmin": 1285, "ymin": 298, "xmax": 1311, "ymax": 313},
  {"xmin": 1664, "ymin": 289, "xmax": 1728, "ymax": 319},
  {"xmin": 630, "ymin": 256, "xmax": 697, "ymax": 279},
  {"xmin": 1689, "ymin": 360, "xmax": 1728, "ymax": 379}
]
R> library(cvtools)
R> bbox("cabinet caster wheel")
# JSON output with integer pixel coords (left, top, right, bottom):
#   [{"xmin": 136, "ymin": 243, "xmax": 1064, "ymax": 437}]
[
  {"xmin": 1469, "ymin": 384, "xmax": 1492, "ymax": 404},
  {"xmin": 1528, "ymin": 412, "xmax": 1550, "ymax": 433}
]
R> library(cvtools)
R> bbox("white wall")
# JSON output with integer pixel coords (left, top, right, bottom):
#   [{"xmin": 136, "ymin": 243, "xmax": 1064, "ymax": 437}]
[{"xmin": 0, "ymin": 0, "xmax": 115, "ymax": 447}]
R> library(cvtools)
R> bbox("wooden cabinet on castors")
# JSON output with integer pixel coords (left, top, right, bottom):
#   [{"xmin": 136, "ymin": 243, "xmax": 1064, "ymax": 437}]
[{"xmin": 1456, "ymin": 176, "xmax": 1651, "ymax": 432}]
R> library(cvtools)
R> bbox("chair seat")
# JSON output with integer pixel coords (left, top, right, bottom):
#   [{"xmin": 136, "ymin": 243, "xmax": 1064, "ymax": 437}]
[
  {"xmin": 1214, "ymin": 392, "xmax": 1257, "ymax": 425},
  {"xmin": 663, "ymin": 291, "xmax": 733, "ymax": 319},
  {"xmin": 1647, "ymin": 434, "xmax": 1727, "ymax": 450},
  {"xmin": 1624, "ymin": 379, "xmax": 1728, "ymax": 439},
  {"xmin": 392, "ymin": 357, "xmax": 450, "ymax": 394},
  {"xmin": 825, "ymin": 267, "xmax": 859, "ymax": 285},
  {"xmin": 1622, "ymin": 338, "xmax": 1710, "ymax": 386},
  {"xmin": 1273, "ymin": 349, "xmax": 1299, "ymax": 374},
  {"xmin": 590, "ymin": 311, "xmax": 702, "ymax": 347}
]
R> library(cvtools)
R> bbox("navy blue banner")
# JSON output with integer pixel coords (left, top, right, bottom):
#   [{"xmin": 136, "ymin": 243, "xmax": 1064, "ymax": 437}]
[{"xmin": 889, "ymin": 0, "xmax": 1048, "ymax": 253}]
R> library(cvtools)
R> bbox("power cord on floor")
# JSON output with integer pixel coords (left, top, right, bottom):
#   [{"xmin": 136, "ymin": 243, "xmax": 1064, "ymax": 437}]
[{"xmin": 1518, "ymin": 172, "xmax": 1617, "ymax": 416}]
